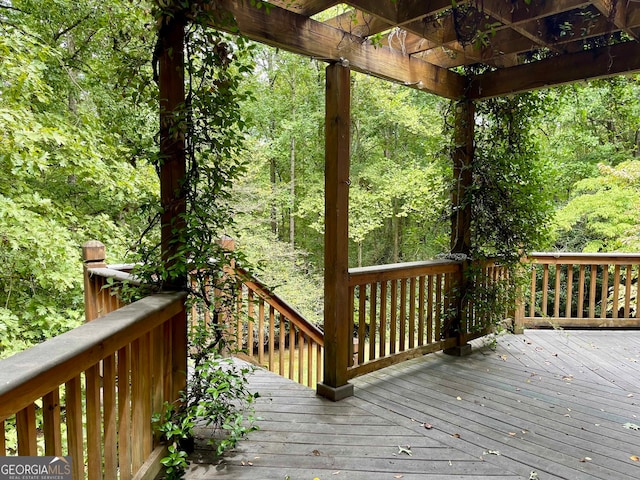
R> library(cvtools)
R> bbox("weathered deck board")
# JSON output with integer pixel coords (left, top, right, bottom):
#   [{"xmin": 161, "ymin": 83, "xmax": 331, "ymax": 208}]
[{"xmin": 187, "ymin": 330, "xmax": 640, "ymax": 480}]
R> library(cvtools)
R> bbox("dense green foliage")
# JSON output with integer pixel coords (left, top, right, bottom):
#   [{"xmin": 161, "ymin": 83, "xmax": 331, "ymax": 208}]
[
  {"xmin": 2, "ymin": 0, "xmax": 640, "ymax": 358},
  {"xmin": 471, "ymin": 93, "xmax": 554, "ymax": 261},
  {"xmin": 0, "ymin": 0, "xmax": 158, "ymax": 358}
]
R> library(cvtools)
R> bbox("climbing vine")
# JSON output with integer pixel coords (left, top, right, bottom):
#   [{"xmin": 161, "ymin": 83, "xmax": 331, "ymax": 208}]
[{"xmin": 126, "ymin": 2, "xmax": 261, "ymax": 476}]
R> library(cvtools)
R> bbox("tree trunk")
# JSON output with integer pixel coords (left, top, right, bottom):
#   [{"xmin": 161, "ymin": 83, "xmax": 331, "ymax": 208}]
[
  {"xmin": 270, "ymin": 157, "xmax": 278, "ymax": 236},
  {"xmin": 290, "ymin": 136, "xmax": 295, "ymax": 248},
  {"xmin": 392, "ymin": 199, "xmax": 400, "ymax": 263}
]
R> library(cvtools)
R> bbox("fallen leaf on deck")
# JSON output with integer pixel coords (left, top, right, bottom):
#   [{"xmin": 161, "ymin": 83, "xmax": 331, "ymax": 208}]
[
  {"xmin": 579, "ymin": 457, "xmax": 592, "ymax": 462},
  {"xmin": 421, "ymin": 423, "xmax": 433, "ymax": 429},
  {"xmin": 247, "ymin": 462, "xmax": 253, "ymax": 466},
  {"xmin": 483, "ymin": 450, "xmax": 501, "ymax": 456},
  {"xmin": 630, "ymin": 455, "xmax": 640, "ymax": 462},
  {"xmin": 508, "ymin": 432, "xmax": 517, "ymax": 436},
  {"xmin": 623, "ymin": 422, "xmax": 640, "ymax": 430},
  {"xmin": 628, "ymin": 394, "xmax": 634, "ymax": 398},
  {"xmin": 452, "ymin": 433, "xmax": 461, "ymax": 438},
  {"xmin": 397, "ymin": 445, "xmax": 412, "ymax": 456},
  {"xmin": 500, "ymin": 354, "xmax": 508, "ymax": 361},
  {"xmin": 394, "ymin": 476, "xmax": 403, "ymax": 479},
  {"xmin": 312, "ymin": 449, "xmax": 321, "ymax": 456},
  {"xmin": 332, "ymin": 471, "xmax": 341, "ymax": 475}
]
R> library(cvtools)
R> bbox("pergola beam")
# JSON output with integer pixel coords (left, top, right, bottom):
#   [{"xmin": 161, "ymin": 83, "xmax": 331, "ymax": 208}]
[
  {"xmin": 207, "ymin": 0, "xmax": 465, "ymax": 99},
  {"xmin": 468, "ymin": 40, "xmax": 640, "ymax": 99}
]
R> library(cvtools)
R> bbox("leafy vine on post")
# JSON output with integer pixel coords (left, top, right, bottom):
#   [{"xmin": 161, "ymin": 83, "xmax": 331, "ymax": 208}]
[
  {"xmin": 449, "ymin": 92, "xmax": 554, "ymax": 338},
  {"xmin": 125, "ymin": 1, "xmax": 261, "ymax": 478}
]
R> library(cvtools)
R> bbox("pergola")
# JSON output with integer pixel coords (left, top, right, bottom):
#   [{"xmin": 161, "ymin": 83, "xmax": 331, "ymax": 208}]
[{"xmin": 157, "ymin": 0, "xmax": 640, "ymax": 400}]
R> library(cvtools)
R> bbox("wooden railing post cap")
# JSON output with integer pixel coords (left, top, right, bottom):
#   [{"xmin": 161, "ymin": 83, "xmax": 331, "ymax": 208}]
[{"xmin": 82, "ymin": 240, "xmax": 106, "ymax": 263}]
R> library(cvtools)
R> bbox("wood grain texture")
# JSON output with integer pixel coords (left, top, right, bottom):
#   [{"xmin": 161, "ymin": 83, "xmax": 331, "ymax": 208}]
[{"xmin": 187, "ymin": 331, "xmax": 640, "ymax": 479}]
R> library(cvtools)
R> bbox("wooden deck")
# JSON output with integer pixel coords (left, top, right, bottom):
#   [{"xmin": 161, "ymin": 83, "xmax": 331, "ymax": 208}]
[{"xmin": 187, "ymin": 330, "xmax": 640, "ymax": 480}]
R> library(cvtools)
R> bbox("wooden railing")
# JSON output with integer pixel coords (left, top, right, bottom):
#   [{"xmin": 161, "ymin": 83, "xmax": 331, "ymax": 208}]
[
  {"xmin": 230, "ymin": 267, "xmax": 324, "ymax": 389},
  {"xmin": 0, "ymin": 291, "xmax": 187, "ymax": 479},
  {"xmin": 517, "ymin": 253, "xmax": 640, "ymax": 328},
  {"xmin": 0, "ymin": 240, "xmax": 187, "ymax": 480},
  {"xmin": 346, "ymin": 258, "xmax": 512, "ymax": 378}
]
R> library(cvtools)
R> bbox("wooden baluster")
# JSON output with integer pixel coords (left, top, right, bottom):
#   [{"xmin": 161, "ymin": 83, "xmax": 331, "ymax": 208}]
[
  {"xmin": 131, "ymin": 339, "xmax": 144, "ymax": 472},
  {"xmin": 409, "ymin": 277, "xmax": 416, "ymax": 349},
  {"xmin": 635, "ymin": 265, "xmax": 639, "ymax": 319},
  {"xmin": 601, "ymin": 266, "xmax": 609, "ymax": 319},
  {"xmin": 427, "ymin": 275, "xmax": 434, "ymax": 343},
  {"xmin": 624, "ymin": 265, "xmax": 632, "ymax": 318},
  {"xmin": 390, "ymin": 280, "xmax": 398, "ymax": 354},
  {"xmin": 368, "ymin": 282, "xmax": 377, "ymax": 362},
  {"xmin": 317, "ymin": 346, "xmax": 323, "ymax": 387},
  {"xmin": 308, "ymin": 336, "xmax": 314, "ymax": 387},
  {"xmin": 247, "ymin": 290, "xmax": 254, "ymax": 358},
  {"xmin": 43, "ymin": 389, "xmax": 62, "ymax": 456},
  {"xmin": 379, "ymin": 281, "xmax": 387, "ymax": 358},
  {"xmin": 269, "ymin": 306, "xmax": 275, "ymax": 372},
  {"xmin": 152, "ymin": 325, "xmax": 166, "ymax": 416},
  {"xmin": 298, "ymin": 331, "xmax": 305, "ymax": 384},
  {"xmin": 236, "ymin": 283, "xmax": 243, "ymax": 349},
  {"xmin": 348, "ymin": 285, "xmax": 355, "ymax": 367},
  {"xmin": 358, "ymin": 285, "xmax": 366, "ymax": 364},
  {"xmin": 0, "ymin": 420, "xmax": 5, "ymax": 455},
  {"xmin": 117, "ymin": 346, "xmax": 131, "ymax": 480},
  {"xmin": 435, "ymin": 274, "xmax": 442, "ymax": 340},
  {"xmin": 529, "ymin": 265, "xmax": 537, "ymax": 317},
  {"xmin": 288, "ymin": 326, "xmax": 295, "ymax": 380},
  {"xmin": 16, "ymin": 403, "xmax": 37, "ymax": 456},
  {"xmin": 279, "ymin": 315, "xmax": 285, "ymax": 377},
  {"xmin": 541, "ymin": 264, "xmax": 549, "ymax": 317},
  {"xmin": 65, "ymin": 376, "xmax": 85, "ymax": 480},
  {"xmin": 141, "ymin": 334, "xmax": 152, "ymax": 463},
  {"xmin": 86, "ymin": 364, "xmax": 103, "ymax": 480},
  {"xmin": 258, "ymin": 299, "xmax": 265, "ymax": 366},
  {"xmin": 588, "ymin": 265, "xmax": 597, "ymax": 319},
  {"xmin": 566, "ymin": 265, "xmax": 574, "ymax": 318},
  {"xmin": 577, "ymin": 265, "xmax": 585, "ymax": 319},
  {"xmin": 103, "ymin": 355, "xmax": 117, "ymax": 480},
  {"xmin": 554, "ymin": 265, "xmax": 562, "ymax": 318},
  {"xmin": 399, "ymin": 278, "xmax": 407, "ymax": 352},
  {"xmin": 418, "ymin": 276, "xmax": 425, "ymax": 346},
  {"xmin": 613, "ymin": 265, "xmax": 621, "ymax": 318}
]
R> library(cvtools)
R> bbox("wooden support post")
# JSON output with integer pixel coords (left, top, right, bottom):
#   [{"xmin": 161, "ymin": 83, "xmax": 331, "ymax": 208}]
[
  {"xmin": 317, "ymin": 62, "xmax": 354, "ymax": 401},
  {"xmin": 83, "ymin": 240, "xmax": 106, "ymax": 322},
  {"xmin": 159, "ymin": 11, "xmax": 187, "ymax": 291},
  {"xmin": 445, "ymin": 99, "xmax": 474, "ymax": 356},
  {"xmin": 450, "ymin": 99, "xmax": 474, "ymax": 256},
  {"xmin": 158, "ymin": 12, "xmax": 188, "ymax": 404}
]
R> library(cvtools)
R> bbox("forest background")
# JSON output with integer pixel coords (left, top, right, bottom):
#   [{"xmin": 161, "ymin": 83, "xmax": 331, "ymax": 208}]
[{"xmin": 2, "ymin": 0, "xmax": 640, "ymax": 359}]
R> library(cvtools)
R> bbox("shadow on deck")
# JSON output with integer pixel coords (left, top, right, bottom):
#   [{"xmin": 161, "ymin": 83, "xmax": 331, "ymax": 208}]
[{"xmin": 187, "ymin": 330, "xmax": 640, "ymax": 480}]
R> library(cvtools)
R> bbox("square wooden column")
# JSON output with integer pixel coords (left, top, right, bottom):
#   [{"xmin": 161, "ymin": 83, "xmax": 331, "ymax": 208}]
[
  {"xmin": 445, "ymin": 99, "xmax": 474, "ymax": 356},
  {"xmin": 158, "ymin": 13, "xmax": 187, "ymax": 397},
  {"xmin": 317, "ymin": 62, "xmax": 354, "ymax": 401},
  {"xmin": 450, "ymin": 99, "xmax": 474, "ymax": 256}
]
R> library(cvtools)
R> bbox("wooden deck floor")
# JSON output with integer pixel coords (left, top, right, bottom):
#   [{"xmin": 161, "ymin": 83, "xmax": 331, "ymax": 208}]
[{"xmin": 186, "ymin": 330, "xmax": 640, "ymax": 480}]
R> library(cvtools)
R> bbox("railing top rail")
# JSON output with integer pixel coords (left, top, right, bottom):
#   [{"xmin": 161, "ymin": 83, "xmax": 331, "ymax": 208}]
[
  {"xmin": 88, "ymin": 266, "xmax": 141, "ymax": 285},
  {"xmin": 349, "ymin": 259, "xmax": 461, "ymax": 285},
  {"xmin": 233, "ymin": 267, "xmax": 324, "ymax": 346},
  {"xmin": 0, "ymin": 291, "xmax": 186, "ymax": 421},
  {"xmin": 527, "ymin": 252, "xmax": 640, "ymax": 265}
]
